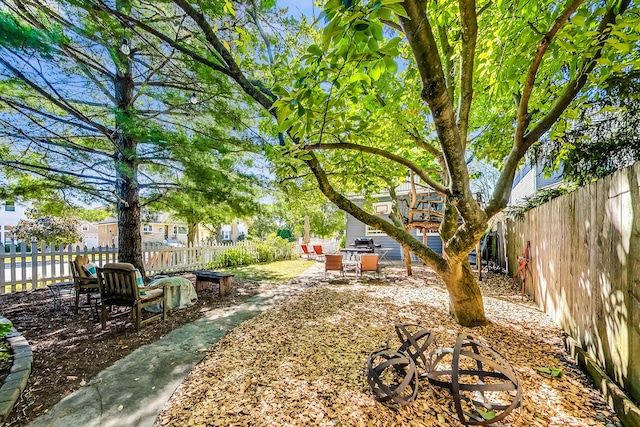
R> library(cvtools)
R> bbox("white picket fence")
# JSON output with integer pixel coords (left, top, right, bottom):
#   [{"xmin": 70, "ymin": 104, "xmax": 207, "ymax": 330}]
[{"xmin": 0, "ymin": 241, "xmax": 295, "ymax": 293}]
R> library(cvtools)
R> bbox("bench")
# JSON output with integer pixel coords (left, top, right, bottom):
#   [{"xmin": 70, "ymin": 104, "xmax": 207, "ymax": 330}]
[{"xmin": 192, "ymin": 270, "xmax": 234, "ymax": 296}]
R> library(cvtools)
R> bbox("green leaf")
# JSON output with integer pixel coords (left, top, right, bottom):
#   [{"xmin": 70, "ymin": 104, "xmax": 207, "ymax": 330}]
[
  {"xmin": 536, "ymin": 367, "xmax": 552, "ymax": 374},
  {"xmin": 349, "ymin": 73, "xmax": 371, "ymax": 85},
  {"xmin": 476, "ymin": 408, "xmax": 496, "ymax": 420},
  {"xmin": 383, "ymin": 57, "xmax": 397, "ymax": 73},
  {"xmin": 307, "ymin": 44, "xmax": 323, "ymax": 56},
  {"xmin": 383, "ymin": 4, "xmax": 408, "ymax": 19},
  {"xmin": 551, "ymin": 368, "xmax": 563, "ymax": 378}
]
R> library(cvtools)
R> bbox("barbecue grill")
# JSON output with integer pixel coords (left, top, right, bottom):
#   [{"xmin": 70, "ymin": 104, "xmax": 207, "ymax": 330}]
[{"xmin": 353, "ymin": 238, "xmax": 380, "ymax": 252}]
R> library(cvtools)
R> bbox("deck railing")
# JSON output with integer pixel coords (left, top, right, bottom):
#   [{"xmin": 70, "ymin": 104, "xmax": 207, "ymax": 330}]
[{"xmin": 0, "ymin": 241, "xmax": 296, "ymax": 293}]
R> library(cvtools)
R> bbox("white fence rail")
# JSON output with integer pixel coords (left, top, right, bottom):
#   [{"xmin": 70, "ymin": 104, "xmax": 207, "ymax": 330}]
[{"xmin": 1, "ymin": 241, "xmax": 296, "ymax": 293}]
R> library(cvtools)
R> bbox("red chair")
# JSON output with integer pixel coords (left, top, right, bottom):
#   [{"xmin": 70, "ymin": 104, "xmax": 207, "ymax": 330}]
[
  {"xmin": 301, "ymin": 244, "xmax": 315, "ymax": 260},
  {"xmin": 313, "ymin": 245, "xmax": 325, "ymax": 261}
]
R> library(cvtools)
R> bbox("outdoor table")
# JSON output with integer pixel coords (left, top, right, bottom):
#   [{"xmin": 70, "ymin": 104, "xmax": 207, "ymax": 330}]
[
  {"xmin": 48, "ymin": 281, "xmax": 75, "ymax": 311},
  {"xmin": 377, "ymin": 248, "xmax": 393, "ymax": 265},
  {"xmin": 192, "ymin": 270, "xmax": 234, "ymax": 296},
  {"xmin": 339, "ymin": 247, "xmax": 373, "ymax": 260}
]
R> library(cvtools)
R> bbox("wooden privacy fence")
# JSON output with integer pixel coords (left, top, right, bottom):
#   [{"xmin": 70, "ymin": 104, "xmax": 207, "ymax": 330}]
[
  {"xmin": 1, "ymin": 241, "xmax": 296, "ymax": 293},
  {"xmin": 504, "ymin": 162, "xmax": 640, "ymax": 406}
]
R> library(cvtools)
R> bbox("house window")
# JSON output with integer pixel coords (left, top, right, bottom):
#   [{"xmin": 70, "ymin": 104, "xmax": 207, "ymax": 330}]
[
  {"xmin": 177, "ymin": 226, "xmax": 187, "ymax": 234},
  {"xmin": 373, "ymin": 202, "xmax": 392, "ymax": 215},
  {"xmin": 4, "ymin": 202, "xmax": 15, "ymax": 212},
  {"xmin": 82, "ymin": 224, "xmax": 89, "ymax": 231},
  {"xmin": 143, "ymin": 224, "xmax": 153, "ymax": 233},
  {"xmin": 365, "ymin": 225, "xmax": 387, "ymax": 236},
  {"xmin": 4, "ymin": 226, "xmax": 14, "ymax": 244},
  {"xmin": 173, "ymin": 226, "xmax": 178, "ymax": 235},
  {"xmin": 221, "ymin": 230, "xmax": 230, "ymax": 240}
]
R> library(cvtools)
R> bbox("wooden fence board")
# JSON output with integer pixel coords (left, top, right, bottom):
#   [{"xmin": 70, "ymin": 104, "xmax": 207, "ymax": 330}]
[{"xmin": 504, "ymin": 162, "xmax": 640, "ymax": 406}]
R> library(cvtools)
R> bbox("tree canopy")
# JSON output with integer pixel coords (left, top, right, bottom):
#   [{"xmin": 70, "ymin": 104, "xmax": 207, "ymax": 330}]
[{"xmin": 2, "ymin": 0, "xmax": 638, "ymax": 325}]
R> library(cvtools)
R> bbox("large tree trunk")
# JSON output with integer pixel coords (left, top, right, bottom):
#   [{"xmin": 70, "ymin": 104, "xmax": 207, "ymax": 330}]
[
  {"xmin": 113, "ymin": 22, "xmax": 144, "ymax": 275},
  {"xmin": 440, "ymin": 258, "xmax": 487, "ymax": 326},
  {"xmin": 115, "ymin": 166, "xmax": 143, "ymax": 275}
]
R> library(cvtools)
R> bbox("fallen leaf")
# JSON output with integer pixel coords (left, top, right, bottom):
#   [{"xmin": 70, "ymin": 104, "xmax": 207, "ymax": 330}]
[
  {"xmin": 117, "ymin": 405, "xmax": 123, "ymax": 411},
  {"xmin": 66, "ymin": 376, "xmax": 78, "ymax": 381}
]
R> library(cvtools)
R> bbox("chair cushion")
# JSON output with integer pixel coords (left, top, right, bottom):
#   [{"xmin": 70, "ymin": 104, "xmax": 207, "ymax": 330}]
[
  {"xmin": 74, "ymin": 255, "xmax": 90, "ymax": 277},
  {"xmin": 140, "ymin": 288, "xmax": 164, "ymax": 301},
  {"xmin": 82, "ymin": 262, "xmax": 98, "ymax": 278},
  {"xmin": 134, "ymin": 268, "xmax": 144, "ymax": 287}
]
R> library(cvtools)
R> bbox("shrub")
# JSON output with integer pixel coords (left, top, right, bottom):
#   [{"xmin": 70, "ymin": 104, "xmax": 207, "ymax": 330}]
[
  {"xmin": 338, "ymin": 232, "xmax": 346, "ymax": 249},
  {"xmin": 213, "ymin": 248, "xmax": 252, "ymax": 268}
]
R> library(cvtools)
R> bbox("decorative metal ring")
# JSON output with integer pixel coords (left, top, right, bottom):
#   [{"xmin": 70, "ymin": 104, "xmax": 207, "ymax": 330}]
[
  {"xmin": 426, "ymin": 334, "xmax": 522, "ymax": 426},
  {"xmin": 366, "ymin": 348, "xmax": 419, "ymax": 406},
  {"xmin": 386, "ymin": 324, "xmax": 437, "ymax": 373}
]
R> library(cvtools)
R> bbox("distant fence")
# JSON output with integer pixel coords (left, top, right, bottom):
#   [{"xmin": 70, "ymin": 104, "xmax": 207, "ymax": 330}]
[
  {"xmin": 0, "ymin": 241, "xmax": 297, "ymax": 293},
  {"xmin": 504, "ymin": 162, "xmax": 640, "ymax": 405}
]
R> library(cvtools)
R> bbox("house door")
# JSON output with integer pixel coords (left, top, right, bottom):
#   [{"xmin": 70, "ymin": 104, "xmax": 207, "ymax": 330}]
[{"xmin": 164, "ymin": 225, "xmax": 169, "ymax": 240}]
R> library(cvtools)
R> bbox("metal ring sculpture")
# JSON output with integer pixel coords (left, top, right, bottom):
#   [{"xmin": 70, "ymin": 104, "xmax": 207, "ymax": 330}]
[
  {"xmin": 386, "ymin": 324, "xmax": 437, "ymax": 374},
  {"xmin": 366, "ymin": 348, "xmax": 419, "ymax": 406},
  {"xmin": 426, "ymin": 334, "xmax": 522, "ymax": 426}
]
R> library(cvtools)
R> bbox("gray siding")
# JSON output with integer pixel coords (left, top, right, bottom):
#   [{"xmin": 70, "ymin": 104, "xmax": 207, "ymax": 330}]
[{"xmin": 345, "ymin": 212, "xmax": 443, "ymax": 260}]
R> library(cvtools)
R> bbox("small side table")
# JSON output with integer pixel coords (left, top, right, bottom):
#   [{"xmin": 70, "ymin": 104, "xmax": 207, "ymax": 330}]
[{"xmin": 48, "ymin": 282, "xmax": 75, "ymax": 311}]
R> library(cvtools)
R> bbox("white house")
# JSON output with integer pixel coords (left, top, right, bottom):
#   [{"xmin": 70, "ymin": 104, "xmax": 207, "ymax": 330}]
[
  {"xmin": 509, "ymin": 162, "xmax": 563, "ymax": 205},
  {"xmin": 0, "ymin": 200, "xmax": 30, "ymax": 245},
  {"xmin": 219, "ymin": 220, "xmax": 248, "ymax": 242}
]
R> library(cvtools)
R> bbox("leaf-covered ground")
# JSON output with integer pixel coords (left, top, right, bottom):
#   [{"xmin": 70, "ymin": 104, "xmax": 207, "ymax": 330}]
[{"xmin": 156, "ymin": 266, "xmax": 619, "ymax": 427}]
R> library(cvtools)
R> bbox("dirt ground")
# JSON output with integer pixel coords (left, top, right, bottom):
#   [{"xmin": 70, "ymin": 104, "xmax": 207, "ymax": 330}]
[
  {"xmin": 157, "ymin": 267, "xmax": 621, "ymax": 427},
  {"xmin": 0, "ymin": 266, "xmax": 624, "ymax": 427},
  {"xmin": 0, "ymin": 273, "xmax": 264, "ymax": 427}
]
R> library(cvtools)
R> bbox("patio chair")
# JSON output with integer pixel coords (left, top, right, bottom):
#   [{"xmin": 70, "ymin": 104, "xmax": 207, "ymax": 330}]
[
  {"xmin": 313, "ymin": 245, "xmax": 325, "ymax": 261},
  {"xmin": 324, "ymin": 254, "xmax": 344, "ymax": 279},
  {"xmin": 97, "ymin": 263, "xmax": 167, "ymax": 331},
  {"xmin": 357, "ymin": 254, "xmax": 380, "ymax": 278},
  {"xmin": 300, "ymin": 244, "xmax": 315, "ymax": 260},
  {"xmin": 70, "ymin": 255, "xmax": 100, "ymax": 314}
]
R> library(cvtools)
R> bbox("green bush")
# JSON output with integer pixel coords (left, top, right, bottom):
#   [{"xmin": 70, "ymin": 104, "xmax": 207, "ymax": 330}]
[
  {"xmin": 215, "ymin": 248, "xmax": 252, "ymax": 268},
  {"xmin": 338, "ymin": 233, "xmax": 346, "ymax": 249},
  {"xmin": 205, "ymin": 237, "xmax": 296, "ymax": 269}
]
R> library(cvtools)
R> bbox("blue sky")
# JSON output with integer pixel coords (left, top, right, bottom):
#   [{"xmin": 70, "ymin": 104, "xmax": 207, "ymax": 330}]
[{"xmin": 277, "ymin": 0, "xmax": 317, "ymax": 19}]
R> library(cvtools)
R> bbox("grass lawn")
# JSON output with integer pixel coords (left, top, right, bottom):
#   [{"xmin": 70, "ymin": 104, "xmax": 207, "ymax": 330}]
[{"xmin": 220, "ymin": 259, "xmax": 316, "ymax": 282}]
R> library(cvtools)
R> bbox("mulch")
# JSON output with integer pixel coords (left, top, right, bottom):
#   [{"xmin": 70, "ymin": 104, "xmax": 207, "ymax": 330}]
[
  {"xmin": 0, "ymin": 273, "xmax": 266, "ymax": 426},
  {"xmin": 155, "ymin": 267, "xmax": 620, "ymax": 427}
]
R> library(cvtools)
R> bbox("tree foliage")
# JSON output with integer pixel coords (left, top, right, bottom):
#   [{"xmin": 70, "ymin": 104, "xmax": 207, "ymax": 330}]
[
  {"xmin": 534, "ymin": 72, "xmax": 640, "ymax": 185},
  {"xmin": 0, "ymin": 0, "xmax": 261, "ymax": 272},
  {"xmin": 14, "ymin": 214, "xmax": 80, "ymax": 246},
  {"xmin": 5, "ymin": 0, "xmax": 639, "ymax": 325}
]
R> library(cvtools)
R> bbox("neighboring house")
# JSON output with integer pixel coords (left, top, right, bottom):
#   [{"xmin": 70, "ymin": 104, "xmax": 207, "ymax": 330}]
[
  {"xmin": 345, "ymin": 181, "xmax": 444, "ymax": 261},
  {"xmin": 219, "ymin": 220, "xmax": 248, "ymax": 243},
  {"xmin": 0, "ymin": 200, "xmax": 30, "ymax": 245},
  {"xmin": 96, "ymin": 212, "xmax": 211, "ymax": 246},
  {"xmin": 77, "ymin": 221, "xmax": 100, "ymax": 248},
  {"xmin": 510, "ymin": 161, "xmax": 563, "ymax": 205}
]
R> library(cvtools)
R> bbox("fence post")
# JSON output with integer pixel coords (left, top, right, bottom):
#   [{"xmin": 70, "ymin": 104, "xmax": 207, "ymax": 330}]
[{"xmin": 30, "ymin": 238, "xmax": 38, "ymax": 290}]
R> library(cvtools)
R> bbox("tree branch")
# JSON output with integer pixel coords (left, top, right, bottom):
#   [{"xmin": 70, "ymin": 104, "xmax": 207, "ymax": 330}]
[
  {"xmin": 522, "ymin": 0, "xmax": 630, "ymax": 146},
  {"xmin": 515, "ymin": 0, "xmax": 585, "ymax": 145},
  {"xmin": 304, "ymin": 153, "xmax": 449, "ymax": 273},
  {"xmin": 172, "ymin": 0, "xmax": 277, "ymax": 112},
  {"xmin": 304, "ymin": 142, "xmax": 449, "ymax": 194},
  {"xmin": 457, "ymin": 0, "xmax": 478, "ymax": 149}
]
